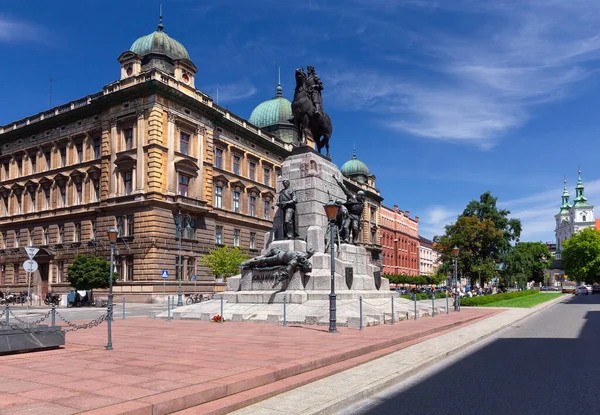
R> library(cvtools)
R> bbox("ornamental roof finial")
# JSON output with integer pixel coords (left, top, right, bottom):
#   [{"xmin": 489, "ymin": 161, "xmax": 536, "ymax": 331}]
[{"xmin": 158, "ymin": 4, "xmax": 164, "ymax": 31}]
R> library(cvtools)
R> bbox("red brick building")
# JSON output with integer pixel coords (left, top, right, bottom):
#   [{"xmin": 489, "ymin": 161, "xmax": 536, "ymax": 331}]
[{"xmin": 380, "ymin": 204, "xmax": 419, "ymax": 276}]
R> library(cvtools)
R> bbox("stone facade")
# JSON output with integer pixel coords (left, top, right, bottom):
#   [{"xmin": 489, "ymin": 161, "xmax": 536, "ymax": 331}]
[
  {"xmin": 0, "ymin": 32, "xmax": 291, "ymax": 302},
  {"xmin": 380, "ymin": 204, "xmax": 419, "ymax": 276}
]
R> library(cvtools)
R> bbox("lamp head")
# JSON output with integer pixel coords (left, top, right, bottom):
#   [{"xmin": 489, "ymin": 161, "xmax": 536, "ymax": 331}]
[
  {"xmin": 324, "ymin": 199, "xmax": 340, "ymax": 221},
  {"xmin": 107, "ymin": 228, "xmax": 119, "ymax": 243},
  {"xmin": 452, "ymin": 246, "xmax": 459, "ymax": 257}
]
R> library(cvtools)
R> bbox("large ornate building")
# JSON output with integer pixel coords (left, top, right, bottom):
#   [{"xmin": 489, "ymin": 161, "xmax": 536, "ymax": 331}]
[
  {"xmin": 380, "ymin": 204, "xmax": 420, "ymax": 276},
  {"xmin": 555, "ymin": 171, "xmax": 595, "ymax": 259},
  {"xmin": 418, "ymin": 236, "xmax": 440, "ymax": 276},
  {"xmin": 0, "ymin": 19, "xmax": 292, "ymax": 301}
]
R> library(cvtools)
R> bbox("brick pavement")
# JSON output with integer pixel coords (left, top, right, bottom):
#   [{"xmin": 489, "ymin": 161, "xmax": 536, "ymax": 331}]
[{"xmin": 0, "ymin": 308, "xmax": 500, "ymax": 415}]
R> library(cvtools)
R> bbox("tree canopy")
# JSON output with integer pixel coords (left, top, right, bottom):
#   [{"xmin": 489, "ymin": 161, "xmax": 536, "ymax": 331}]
[
  {"xmin": 501, "ymin": 242, "xmax": 552, "ymax": 285},
  {"xmin": 434, "ymin": 191, "xmax": 522, "ymax": 285},
  {"xmin": 562, "ymin": 227, "xmax": 600, "ymax": 283},
  {"xmin": 67, "ymin": 254, "xmax": 117, "ymax": 290},
  {"xmin": 199, "ymin": 246, "xmax": 248, "ymax": 279}
]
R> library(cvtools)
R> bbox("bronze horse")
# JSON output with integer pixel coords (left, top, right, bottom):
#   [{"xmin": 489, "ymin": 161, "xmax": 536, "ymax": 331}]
[{"xmin": 290, "ymin": 69, "xmax": 333, "ymax": 157}]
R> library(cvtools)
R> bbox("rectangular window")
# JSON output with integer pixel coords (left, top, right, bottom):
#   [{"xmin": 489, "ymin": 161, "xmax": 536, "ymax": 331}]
[
  {"xmin": 233, "ymin": 155, "xmax": 241, "ymax": 175},
  {"xmin": 233, "ymin": 228, "xmax": 240, "ymax": 247},
  {"xmin": 250, "ymin": 232, "xmax": 256, "ymax": 250},
  {"xmin": 124, "ymin": 128, "xmax": 134, "ymax": 150},
  {"xmin": 249, "ymin": 196, "xmax": 256, "ymax": 217},
  {"xmin": 28, "ymin": 229, "xmax": 34, "ymax": 246},
  {"xmin": 263, "ymin": 168, "xmax": 270, "ymax": 186},
  {"xmin": 215, "ymin": 225, "xmax": 223, "ymax": 244},
  {"xmin": 94, "ymin": 138, "xmax": 101, "ymax": 159},
  {"xmin": 60, "ymin": 147, "xmax": 67, "ymax": 167},
  {"xmin": 44, "ymin": 151, "xmax": 51, "ymax": 171},
  {"xmin": 14, "ymin": 263, "xmax": 19, "ymax": 283},
  {"xmin": 215, "ymin": 148, "xmax": 223, "ymax": 169},
  {"xmin": 93, "ymin": 180, "xmax": 99, "ymax": 202},
  {"xmin": 43, "ymin": 227, "xmax": 48, "ymax": 245},
  {"xmin": 60, "ymin": 186, "xmax": 66, "ymax": 207},
  {"xmin": 30, "ymin": 191, "xmax": 36, "ymax": 213},
  {"xmin": 186, "ymin": 219, "xmax": 196, "ymax": 240},
  {"xmin": 264, "ymin": 200, "xmax": 271, "ymax": 219},
  {"xmin": 45, "ymin": 189, "xmax": 51, "ymax": 210},
  {"xmin": 76, "ymin": 183, "xmax": 82, "ymax": 205},
  {"xmin": 74, "ymin": 222, "xmax": 81, "ymax": 242},
  {"xmin": 233, "ymin": 191, "xmax": 240, "ymax": 213},
  {"xmin": 180, "ymin": 132, "xmax": 189, "ymax": 155},
  {"xmin": 1, "ymin": 232, "xmax": 5, "ymax": 249},
  {"xmin": 249, "ymin": 162, "xmax": 256, "ymax": 181},
  {"xmin": 187, "ymin": 257, "xmax": 195, "ymax": 280},
  {"xmin": 124, "ymin": 172, "xmax": 133, "ymax": 195},
  {"xmin": 214, "ymin": 186, "xmax": 222, "ymax": 208},
  {"xmin": 57, "ymin": 261, "xmax": 64, "ymax": 283},
  {"xmin": 117, "ymin": 216, "xmax": 124, "ymax": 236},
  {"xmin": 92, "ymin": 221, "xmax": 97, "ymax": 240},
  {"xmin": 126, "ymin": 255, "xmax": 134, "ymax": 281},
  {"xmin": 76, "ymin": 143, "xmax": 83, "ymax": 163},
  {"xmin": 31, "ymin": 155, "xmax": 36, "ymax": 174},
  {"xmin": 58, "ymin": 225, "xmax": 64, "ymax": 244},
  {"xmin": 178, "ymin": 174, "xmax": 189, "ymax": 197},
  {"xmin": 127, "ymin": 214, "xmax": 135, "ymax": 236},
  {"xmin": 14, "ymin": 231, "xmax": 19, "ymax": 248}
]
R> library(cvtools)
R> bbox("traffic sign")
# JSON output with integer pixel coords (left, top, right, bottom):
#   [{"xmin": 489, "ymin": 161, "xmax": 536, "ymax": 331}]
[
  {"xmin": 25, "ymin": 247, "xmax": 39, "ymax": 260},
  {"xmin": 192, "ymin": 275, "xmax": 197, "ymax": 281},
  {"xmin": 161, "ymin": 270, "xmax": 169, "ymax": 279},
  {"xmin": 23, "ymin": 259, "xmax": 38, "ymax": 273}
]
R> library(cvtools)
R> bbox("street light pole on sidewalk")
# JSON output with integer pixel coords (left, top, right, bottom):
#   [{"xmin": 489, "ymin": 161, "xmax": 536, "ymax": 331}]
[
  {"xmin": 324, "ymin": 198, "xmax": 340, "ymax": 333},
  {"xmin": 106, "ymin": 228, "xmax": 118, "ymax": 350},
  {"xmin": 453, "ymin": 246, "xmax": 460, "ymax": 312}
]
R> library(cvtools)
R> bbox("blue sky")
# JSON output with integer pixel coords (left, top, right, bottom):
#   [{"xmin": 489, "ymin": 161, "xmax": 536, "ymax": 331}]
[{"xmin": 2, "ymin": 0, "xmax": 600, "ymax": 243}]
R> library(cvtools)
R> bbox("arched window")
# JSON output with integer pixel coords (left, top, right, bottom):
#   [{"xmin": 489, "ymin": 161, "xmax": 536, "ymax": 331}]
[{"xmin": 583, "ymin": 215, "xmax": 587, "ymax": 222}]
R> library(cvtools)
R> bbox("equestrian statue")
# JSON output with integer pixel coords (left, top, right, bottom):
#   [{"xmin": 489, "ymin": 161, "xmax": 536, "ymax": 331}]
[{"xmin": 290, "ymin": 65, "xmax": 333, "ymax": 158}]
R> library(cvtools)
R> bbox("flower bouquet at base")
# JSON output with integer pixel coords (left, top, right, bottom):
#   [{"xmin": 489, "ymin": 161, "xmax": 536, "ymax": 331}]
[{"xmin": 211, "ymin": 314, "xmax": 225, "ymax": 323}]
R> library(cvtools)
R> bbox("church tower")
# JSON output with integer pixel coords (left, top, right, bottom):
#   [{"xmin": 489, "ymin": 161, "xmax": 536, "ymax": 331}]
[
  {"xmin": 571, "ymin": 170, "xmax": 595, "ymax": 231},
  {"xmin": 555, "ymin": 179, "xmax": 572, "ymax": 258}
]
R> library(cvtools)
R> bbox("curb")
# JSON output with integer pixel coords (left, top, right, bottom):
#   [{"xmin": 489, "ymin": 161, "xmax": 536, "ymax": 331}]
[{"xmin": 303, "ymin": 294, "xmax": 568, "ymax": 415}]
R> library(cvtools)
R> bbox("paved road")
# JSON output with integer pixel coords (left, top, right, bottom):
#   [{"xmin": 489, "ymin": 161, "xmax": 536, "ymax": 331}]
[{"xmin": 341, "ymin": 294, "xmax": 600, "ymax": 415}]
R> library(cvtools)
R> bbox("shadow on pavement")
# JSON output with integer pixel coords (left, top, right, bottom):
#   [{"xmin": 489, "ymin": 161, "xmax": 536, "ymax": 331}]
[{"xmin": 360, "ymin": 295, "xmax": 600, "ymax": 415}]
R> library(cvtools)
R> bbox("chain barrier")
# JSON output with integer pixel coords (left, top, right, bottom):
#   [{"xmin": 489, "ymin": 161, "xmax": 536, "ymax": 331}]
[
  {"xmin": 361, "ymin": 298, "xmax": 393, "ymax": 307},
  {"xmin": 54, "ymin": 310, "xmax": 109, "ymax": 332},
  {"xmin": 8, "ymin": 309, "xmax": 53, "ymax": 326}
]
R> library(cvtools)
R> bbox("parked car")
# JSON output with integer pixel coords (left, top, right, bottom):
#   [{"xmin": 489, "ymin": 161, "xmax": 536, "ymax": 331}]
[
  {"xmin": 575, "ymin": 286, "xmax": 589, "ymax": 295},
  {"xmin": 592, "ymin": 284, "xmax": 600, "ymax": 294},
  {"xmin": 585, "ymin": 285, "xmax": 593, "ymax": 294}
]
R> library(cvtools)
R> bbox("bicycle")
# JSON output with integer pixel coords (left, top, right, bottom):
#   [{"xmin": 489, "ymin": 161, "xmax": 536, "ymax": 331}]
[{"xmin": 185, "ymin": 293, "xmax": 213, "ymax": 305}]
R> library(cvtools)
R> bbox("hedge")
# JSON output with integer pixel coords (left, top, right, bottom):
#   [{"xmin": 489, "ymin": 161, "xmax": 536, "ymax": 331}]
[
  {"xmin": 459, "ymin": 290, "xmax": 537, "ymax": 306},
  {"xmin": 400, "ymin": 292, "xmax": 449, "ymax": 300},
  {"xmin": 385, "ymin": 274, "xmax": 445, "ymax": 286}
]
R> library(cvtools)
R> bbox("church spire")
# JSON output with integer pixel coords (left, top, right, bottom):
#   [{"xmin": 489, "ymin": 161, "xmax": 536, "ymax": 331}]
[
  {"xmin": 158, "ymin": 4, "xmax": 164, "ymax": 31},
  {"xmin": 276, "ymin": 66, "xmax": 282, "ymax": 97},
  {"xmin": 560, "ymin": 178, "xmax": 572, "ymax": 214},
  {"xmin": 573, "ymin": 169, "xmax": 589, "ymax": 207}
]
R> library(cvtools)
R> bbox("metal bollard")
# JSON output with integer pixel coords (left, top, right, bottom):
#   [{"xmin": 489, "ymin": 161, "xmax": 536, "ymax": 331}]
[
  {"xmin": 5, "ymin": 303, "xmax": 8, "ymax": 325},
  {"xmin": 359, "ymin": 296, "xmax": 363, "ymax": 331},
  {"xmin": 167, "ymin": 296, "xmax": 171, "ymax": 322},
  {"xmin": 446, "ymin": 292, "xmax": 449, "ymax": 314},
  {"xmin": 391, "ymin": 298, "xmax": 395, "ymax": 325},
  {"xmin": 413, "ymin": 295, "xmax": 417, "ymax": 320},
  {"xmin": 51, "ymin": 303, "xmax": 56, "ymax": 327},
  {"xmin": 283, "ymin": 296, "xmax": 287, "ymax": 327},
  {"xmin": 432, "ymin": 294, "xmax": 435, "ymax": 317},
  {"xmin": 122, "ymin": 296, "xmax": 126, "ymax": 320},
  {"xmin": 220, "ymin": 295, "xmax": 224, "ymax": 324}
]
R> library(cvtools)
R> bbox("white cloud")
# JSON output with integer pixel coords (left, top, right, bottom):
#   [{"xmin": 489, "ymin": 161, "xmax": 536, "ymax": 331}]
[
  {"xmin": 203, "ymin": 82, "xmax": 258, "ymax": 104},
  {"xmin": 419, "ymin": 205, "xmax": 459, "ymax": 239},
  {"xmin": 324, "ymin": 0, "xmax": 600, "ymax": 148},
  {"xmin": 0, "ymin": 16, "xmax": 46, "ymax": 43}
]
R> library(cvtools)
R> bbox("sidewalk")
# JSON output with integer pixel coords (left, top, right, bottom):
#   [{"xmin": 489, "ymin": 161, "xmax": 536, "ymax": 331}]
[
  {"xmin": 229, "ymin": 294, "xmax": 567, "ymax": 415},
  {"xmin": 0, "ymin": 307, "xmax": 499, "ymax": 415}
]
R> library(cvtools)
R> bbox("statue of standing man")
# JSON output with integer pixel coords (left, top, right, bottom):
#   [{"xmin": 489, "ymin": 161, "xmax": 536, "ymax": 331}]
[
  {"xmin": 277, "ymin": 180, "xmax": 298, "ymax": 239},
  {"xmin": 333, "ymin": 175, "xmax": 366, "ymax": 245}
]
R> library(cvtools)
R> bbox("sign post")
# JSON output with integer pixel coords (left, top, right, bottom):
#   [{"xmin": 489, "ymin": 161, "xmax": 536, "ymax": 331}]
[
  {"xmin": 161, "ymin": 270, "xmax": 169, "ymax": 301},
  {"xmin": 23, "ymin": 258, "xmax": 39, "ymax": 314},
  {"xmin": 193, "ymin": 274, "xmax": 197, "ymax": 295}
]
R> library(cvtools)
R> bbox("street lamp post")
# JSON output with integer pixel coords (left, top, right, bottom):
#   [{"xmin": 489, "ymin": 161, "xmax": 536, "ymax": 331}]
[
  {"xmin": 323, "ymin": 198, "xmax": 340, "ymax": 333},
  {"xmin": 175, "ymin": 209, "xmax": 192, "ymax": 307},
  {"xmin": 106, "ymin": 228, "xmax": 118, "ymax": 350},
  {"xmin": 452, "ymin": 246, "xmax": 460, "ymax": 312}
]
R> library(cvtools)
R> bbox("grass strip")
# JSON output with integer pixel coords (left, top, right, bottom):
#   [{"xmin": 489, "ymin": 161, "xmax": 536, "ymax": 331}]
[{"xmin": 480, "ymin": 292, "xmax": 564, "ymax": 308}]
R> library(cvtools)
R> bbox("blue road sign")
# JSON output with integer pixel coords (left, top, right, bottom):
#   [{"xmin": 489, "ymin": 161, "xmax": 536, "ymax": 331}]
[
  {"xmin": 161, "ymin": 270, "xmax": 169, "ymax": 279},
  {"xmin": 192, "ymin": 275, "xmax": 197, "ymax": 281}
]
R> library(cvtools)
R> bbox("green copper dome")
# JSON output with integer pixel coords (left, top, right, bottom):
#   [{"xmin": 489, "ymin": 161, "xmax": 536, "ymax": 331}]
[
  {"xmin": 249, "ymin": 84, "xmax": 292, "ymax": 128},
  {"xmin": 130, "ymin": 21, "xmax": 190, "ymax": 61},
  {"xmin": 341, "ymin": 149, "xmax": 370, "ymax": 183}
]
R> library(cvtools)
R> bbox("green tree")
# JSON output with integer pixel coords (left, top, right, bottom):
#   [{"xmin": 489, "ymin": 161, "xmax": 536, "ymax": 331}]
[
  {"xmin": 434, "ymin": 192, "xmax": 522, "ymax": 286},
  {"xmin": 199, "ymin": 246, "xmax": 249, "ymax": 279},
  {"xmin": 67, "ymin": 254, "xmax": 117, "ymax": 290},
  {"xmin": 502, "ymin": 242, "xmax": 552, "ymax": 285},
  {"xmin": 562, "ymin": 227, "xmax": 600, "ymax": 283}
]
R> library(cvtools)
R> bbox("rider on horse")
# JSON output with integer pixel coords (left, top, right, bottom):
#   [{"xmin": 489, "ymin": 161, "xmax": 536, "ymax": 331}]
[{"xmin": 306, "ymin": 65, "xmax": 323, "ymax": 117}]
